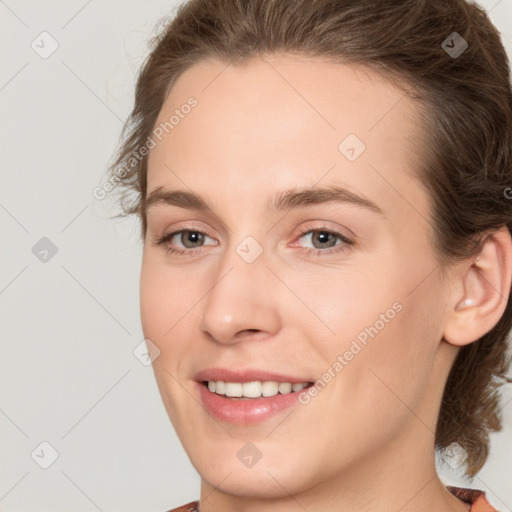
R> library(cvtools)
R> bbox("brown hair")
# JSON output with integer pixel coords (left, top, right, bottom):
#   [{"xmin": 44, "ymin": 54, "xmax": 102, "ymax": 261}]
[{"xmin": 106, "ymin": 0, "xmax": 512, "ymax": 477}]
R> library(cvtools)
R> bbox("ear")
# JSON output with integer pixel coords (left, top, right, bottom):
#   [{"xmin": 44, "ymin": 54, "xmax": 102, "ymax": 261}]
[{"xmin": 443, "ymin": 226, "xmax": 512, "ymax": 347}]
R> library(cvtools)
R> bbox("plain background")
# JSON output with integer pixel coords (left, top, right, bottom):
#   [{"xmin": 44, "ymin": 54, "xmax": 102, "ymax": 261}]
[{"xmin": 1, "ymin": 1, "xmax": 511, "ymax": 511}]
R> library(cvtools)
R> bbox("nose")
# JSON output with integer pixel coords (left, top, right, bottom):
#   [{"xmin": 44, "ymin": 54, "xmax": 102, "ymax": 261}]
[{"xmin": 199, "ymin": 245, "xmax": 281, "ymax": 345}]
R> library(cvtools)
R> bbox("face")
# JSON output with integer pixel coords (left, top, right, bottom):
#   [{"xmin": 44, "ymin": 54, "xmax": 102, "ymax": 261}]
[{"xmin": 141, "ymin": 55, "xmax": 456, "ymax": 500}]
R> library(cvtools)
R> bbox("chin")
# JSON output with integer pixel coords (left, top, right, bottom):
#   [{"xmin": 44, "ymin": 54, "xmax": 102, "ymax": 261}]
[
  {"xmin": 185, "ymin": 438, "xmax": 324, "ymax": 499},
  {"xmin": 199, "ymin": 463, "xmax": 308, "ymax": 499}
]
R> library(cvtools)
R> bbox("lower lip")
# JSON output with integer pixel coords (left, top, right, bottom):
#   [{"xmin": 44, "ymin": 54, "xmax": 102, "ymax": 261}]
[{"xmin": 196, "ymin": 382, "xmax": 310, "ymax": 425}]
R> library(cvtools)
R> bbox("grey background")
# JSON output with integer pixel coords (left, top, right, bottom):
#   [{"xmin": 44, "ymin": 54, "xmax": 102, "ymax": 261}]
[{"xmin": 1, "ymin": 1, "xmax": 511, "ymax": 511}]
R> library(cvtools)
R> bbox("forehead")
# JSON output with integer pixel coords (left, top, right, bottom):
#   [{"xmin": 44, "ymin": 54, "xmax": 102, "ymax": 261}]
[{"xmin": 146, "ymin": 54, "xmax": 430, "ymax": 226}]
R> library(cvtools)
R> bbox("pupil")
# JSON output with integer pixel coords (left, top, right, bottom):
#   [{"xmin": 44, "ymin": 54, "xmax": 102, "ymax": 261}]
[
  {"xmin": 315, "ymin": 231, "xmax": 335, "ymax": 248},
  {"xmin": 183, "ymin": 231, "xmax": 202, "ymax": 248}
]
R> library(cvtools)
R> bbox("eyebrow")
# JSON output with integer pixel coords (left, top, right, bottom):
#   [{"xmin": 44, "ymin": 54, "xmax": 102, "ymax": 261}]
[{"xmin": 144, "ymin": 185, "xmax": 385, "ymax": 216}]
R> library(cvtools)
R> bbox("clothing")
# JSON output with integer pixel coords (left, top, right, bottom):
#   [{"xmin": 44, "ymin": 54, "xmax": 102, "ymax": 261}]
[
  {"xmin": 447, "ymin": 486, "xmax": 498, "ymax": 512},
  {"xmin": 164, "ymin": 486, "xmax": 498, "ymax": 511}
]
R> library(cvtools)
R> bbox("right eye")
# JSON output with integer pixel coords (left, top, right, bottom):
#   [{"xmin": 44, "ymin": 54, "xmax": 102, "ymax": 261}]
[{"xmin": 154, "ymin": 229, "xmax": 218, "ymax": 255}]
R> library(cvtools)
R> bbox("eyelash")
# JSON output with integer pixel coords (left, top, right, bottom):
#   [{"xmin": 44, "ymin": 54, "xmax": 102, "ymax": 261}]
[{"xmin": 154, "ymin": 225, "xmax": 354, "ymax": 257}]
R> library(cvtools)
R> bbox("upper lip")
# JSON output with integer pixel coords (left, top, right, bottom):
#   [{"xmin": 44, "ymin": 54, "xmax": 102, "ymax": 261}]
[{"xmin": 195, "ymin": 368, "xmax": 313, "ymax": 384}]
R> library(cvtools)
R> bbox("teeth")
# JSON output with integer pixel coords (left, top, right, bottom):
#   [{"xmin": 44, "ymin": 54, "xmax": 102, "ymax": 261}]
[
  {"xmin": 278, "ymin": 382, "xmax": 292, "ymax": 394},
  {"xmin": 225, "ymin": 382, "xmax": 242, "ymax": 397},
  {"xmin": 262, "ymin": 381, "xmax": 279, "ymax": 397},
  {"xmin": 243, "ymin": 381, "xmax": 262, "ymax": 398},
  {"xmin": 207, "ymin": 380, "xmax": 309, "ymax": 398}
]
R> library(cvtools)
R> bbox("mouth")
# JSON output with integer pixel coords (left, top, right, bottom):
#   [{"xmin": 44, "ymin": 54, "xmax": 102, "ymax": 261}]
[
  {"xmin": 197, "ymin": 378, "xmax": 315, "ymax": 425},
  {"xmin": 201, "ymin": 380, "xmax": 315, "ymax": 400},
  {"xmin": 194, "ymin": 368, "xmax": 317, "ymax": 423}
]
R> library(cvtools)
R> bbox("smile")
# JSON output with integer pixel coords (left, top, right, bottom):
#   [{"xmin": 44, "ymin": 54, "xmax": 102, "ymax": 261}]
[
  {"xmin": 197, "ymin": 380, "xmax": 314, "ymax": 424},
  {"xmin": 205, "ymin": 380, "xmax": 311, "ymax": 399}
]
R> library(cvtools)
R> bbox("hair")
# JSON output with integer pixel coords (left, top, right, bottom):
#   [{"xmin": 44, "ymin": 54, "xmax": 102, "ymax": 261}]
[{"xmin": 106, "ymin": 0, "xmax": 512, "ymax": 478}]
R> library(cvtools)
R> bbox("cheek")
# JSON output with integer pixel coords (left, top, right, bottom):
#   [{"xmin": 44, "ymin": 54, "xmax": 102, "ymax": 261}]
[
  {"xmin": 289, "ymin": 267, "xmax": 401, "ymax": 360},
  {"xmin": 139, "ymin": 258, "xmax": 196, "ymax": 424},
  {"xmin": 347, "ymin": 296, "xmax": 440, "ymax": 423},
  {"xmin": 321, "ymin": 307, "xmax": 437, "ymax": 447},
  {"xmin": 139, "ymin": 257, "xmax": 189, "ymax": 345},
  {"xmin": 307, "ymin": 266, "xmax": 439, "ymax": 415},
  {"xmin": 140, "ymin": 260, "xmax": 164, "ymax": 338}
]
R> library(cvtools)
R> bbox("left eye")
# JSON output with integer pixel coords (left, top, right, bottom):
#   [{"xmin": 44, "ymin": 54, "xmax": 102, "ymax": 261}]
[{"xmin": 294, "ymin": 228, "xmax": 354, "ymax": 256}]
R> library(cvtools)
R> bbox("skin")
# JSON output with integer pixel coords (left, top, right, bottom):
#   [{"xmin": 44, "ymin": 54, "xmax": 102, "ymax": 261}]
[{"xmin": 140, "ymin": 54, "xmax": 512, "ymax": 512}]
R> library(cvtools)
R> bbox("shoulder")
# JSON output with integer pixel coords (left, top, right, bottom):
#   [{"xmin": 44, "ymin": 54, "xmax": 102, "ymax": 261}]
[
  {"xmin": 447, "ymin": 486, "xmax": 499, "ymax": 512},
  {"xmin": 163, "ymin": 500, "xmax": 199, "ymax": 512}
]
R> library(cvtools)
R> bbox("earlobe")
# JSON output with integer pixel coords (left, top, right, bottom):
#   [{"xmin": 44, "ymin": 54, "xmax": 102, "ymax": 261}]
[{"xmin": 443, "ymin": 226, "xmax": 512, "ymax": 347}]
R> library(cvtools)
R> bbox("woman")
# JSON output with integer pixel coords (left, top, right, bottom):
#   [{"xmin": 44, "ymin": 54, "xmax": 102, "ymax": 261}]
[{"xmin": 107, "ymin": 0, "xmax": 512, "ymax": 510}]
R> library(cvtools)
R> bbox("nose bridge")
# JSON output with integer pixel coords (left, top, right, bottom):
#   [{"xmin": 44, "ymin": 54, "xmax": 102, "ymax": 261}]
[{"xmin": 199, "ymin": 234, "xmax": 280, "ymax": 344}]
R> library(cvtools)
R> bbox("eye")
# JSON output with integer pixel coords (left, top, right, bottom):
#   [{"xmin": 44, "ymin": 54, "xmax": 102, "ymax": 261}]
[
  {"xmin": 154, "ymin": 229, "xmax": 217, "ymax": 255},
  {"xmin": 294, "ymin": 225, "xmax": 354, "ymax": 256}
]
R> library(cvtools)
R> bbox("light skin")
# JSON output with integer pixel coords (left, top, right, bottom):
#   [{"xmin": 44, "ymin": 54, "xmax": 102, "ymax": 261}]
[{"xmin": 140, "ymin": 54, "xmax": 512, "ymax": 511}]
